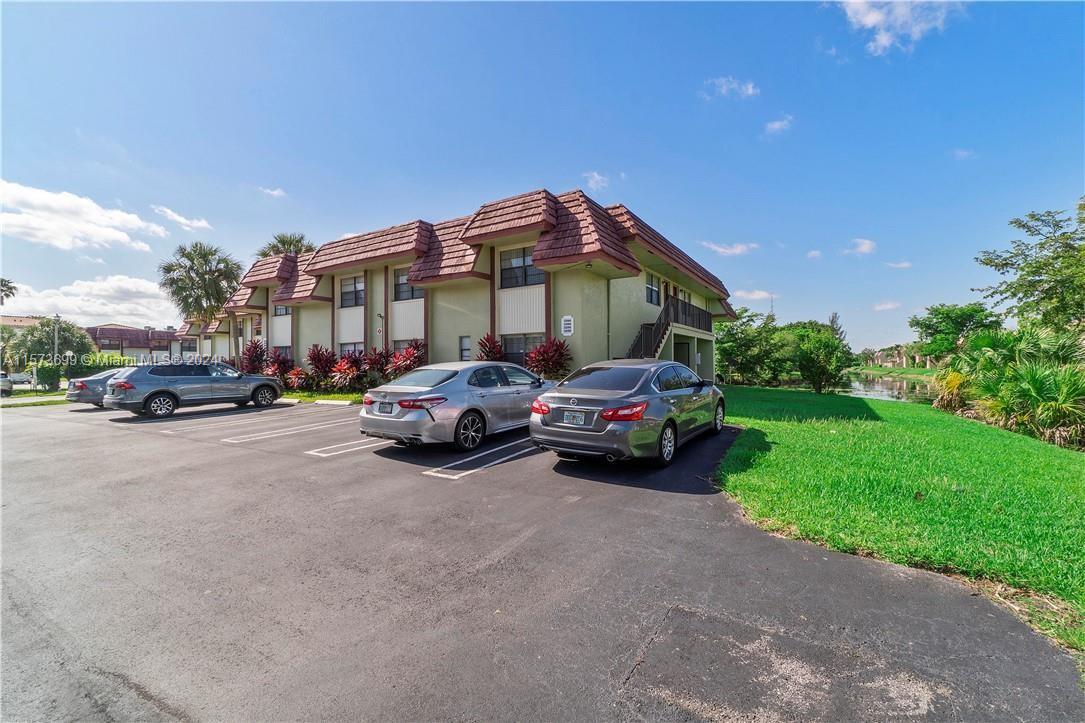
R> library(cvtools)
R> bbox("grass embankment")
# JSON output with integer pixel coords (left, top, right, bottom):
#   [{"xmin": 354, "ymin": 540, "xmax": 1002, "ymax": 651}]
[
  {"xmin": 8, "ymin": 389, "xmax": 66, "ymax": 397},
  {"xmin": 717, "ymin": 386, "xmax": 1084, "ymax": 655},
  {"xmin": 282, "ymin": 391, "xmax": 362, "ymax": 404},
  {"xmin": 853, "ymin": 365, "xmax": 938, "ymax": 380}
]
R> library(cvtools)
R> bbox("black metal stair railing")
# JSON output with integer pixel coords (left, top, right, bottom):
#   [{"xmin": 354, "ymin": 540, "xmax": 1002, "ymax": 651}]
[{"xmin": 624, "ymin": 296, "xmax": 712, "ymax": 358}]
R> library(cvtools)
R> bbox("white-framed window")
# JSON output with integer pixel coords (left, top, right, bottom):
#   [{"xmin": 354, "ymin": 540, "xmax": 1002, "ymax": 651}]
[
  {"xmin": 340, "ymin": 276, "xmax": 365, "ymax": 308},
  {"xmin": 252, "ymin": 315, "xmax": 263, "ymax": 336},
  {"xmin": 340, "ymin": 342, "xmax": 363, "ymax": 355},
  {"xmin": 393, "ymin": 268, "xmax": 424, "ymax": 301},
  {"xmin": 392, "ymin": 339, "xmax": 411, "ymax": 353},
  {"xmin": 500, "ymin": 247, "xmax": 545, "ymax": 288},
  {"xmin": 646, "ymin": 273, "xmax": 661, "ymax": 306},
  {"xmin": 180, "ymin": 339, "xmax": 197, "ymax": 353},
  {"xmin": 273, "ymin": 305, "xmax": 292, "ymax": 316},
  {"xmin": 500, "ymin": 333, "xmax": 544, "ymax": 366},
  {"xmin": 459, "ymin": 336, "xmax": 472, "ymax": 361},
  {"xmin": 273, "ymin": 345, "xmax": 291, "ymax": 358},
  {"xmin": 678, "ymin": 289, "xmax": 691, "ymax": 305}
]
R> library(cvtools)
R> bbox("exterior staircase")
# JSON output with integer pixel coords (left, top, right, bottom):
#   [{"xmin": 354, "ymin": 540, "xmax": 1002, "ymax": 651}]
[{"xmin": 624, "ymin": 296, "xmax": 713, "ymax": 359}]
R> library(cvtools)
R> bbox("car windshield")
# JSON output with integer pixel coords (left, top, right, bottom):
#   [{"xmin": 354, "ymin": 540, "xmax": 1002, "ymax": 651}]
[
  {"xmin": 558, "ymin": 366, "xmax": 647, "ymax": 392},
  {"xmin": 389, "ymin": 368, "xmax": 458, "ymax": 388}
]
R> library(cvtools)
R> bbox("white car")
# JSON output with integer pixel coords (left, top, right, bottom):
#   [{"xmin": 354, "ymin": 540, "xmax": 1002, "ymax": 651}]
[
  {"xmin": 7, "ymin": 371, "xmax": 32, "ymax": 384},
  {"xmin": 0, "ymin": 372, "xmax": 13, "ymax": 397}
]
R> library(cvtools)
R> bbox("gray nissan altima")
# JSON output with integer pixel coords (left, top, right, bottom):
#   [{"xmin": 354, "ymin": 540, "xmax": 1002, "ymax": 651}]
[
  {"xmin": 528, "ymin": 359, "xmax": 725, "ymax": 466},
  {"xmin": 359, "ymin": 361, "xmax": 555, "ymax": 451}
]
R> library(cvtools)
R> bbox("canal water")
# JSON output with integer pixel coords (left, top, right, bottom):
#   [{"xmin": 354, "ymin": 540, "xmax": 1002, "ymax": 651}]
[{"xmin": 833, "ymin": 373, "xmax": 938, "ymax": 403}]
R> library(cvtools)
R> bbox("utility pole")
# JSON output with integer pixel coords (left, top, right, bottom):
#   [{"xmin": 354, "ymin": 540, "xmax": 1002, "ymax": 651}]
[{"xmin": 52, "ymin": 313, "xmax": 60, "ymax": 361}]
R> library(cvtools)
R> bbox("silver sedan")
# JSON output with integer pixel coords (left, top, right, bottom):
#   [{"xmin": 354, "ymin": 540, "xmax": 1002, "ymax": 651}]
[
  {"xmin": 529, "ymin": 359, "xmax": 726, "ymax": 466},
  {"xmin": 65, "ymin": 368, "xmax": 122, "ymax": 407},
  {"xmin": 359, "ymin": 361, "xmax": 555, "ymax": 451}
]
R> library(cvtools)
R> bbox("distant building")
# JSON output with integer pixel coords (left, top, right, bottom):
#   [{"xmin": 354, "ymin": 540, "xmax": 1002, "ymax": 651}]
[
  {"xmin": 83, "ymin": 324, "xmax": 185, "ymax": 362},
  {"xmin": 0, "ymin": 314, "xmax": 45, "ymax": 330}
]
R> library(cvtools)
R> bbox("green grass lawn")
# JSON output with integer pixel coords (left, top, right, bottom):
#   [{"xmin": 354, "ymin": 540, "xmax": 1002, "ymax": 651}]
[
  {"xmin": 282, "ymin": 390, "xmax": 362, "ymax": 403},
  {"xmin": 717, "ymin": 386, "xmax": 1084, "ymax": 654},
  {"xmin": 8, "ymin": 389, "xmax": 66, "ymax": 397}
]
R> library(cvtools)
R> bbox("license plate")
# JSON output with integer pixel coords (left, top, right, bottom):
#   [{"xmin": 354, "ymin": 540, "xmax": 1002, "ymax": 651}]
[
  {"xmin": 563, "ymin": 410, "xmax": 586, "ymax": 425},
  {"xmin": 378, "ymin": 402, "xmax": 393, "ymax": 414}
]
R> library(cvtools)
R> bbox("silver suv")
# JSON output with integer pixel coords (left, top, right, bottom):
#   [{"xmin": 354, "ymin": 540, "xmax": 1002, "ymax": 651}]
[{"xmin": 103, "ymin": 362, "xmax": 283, "ymax": 418}]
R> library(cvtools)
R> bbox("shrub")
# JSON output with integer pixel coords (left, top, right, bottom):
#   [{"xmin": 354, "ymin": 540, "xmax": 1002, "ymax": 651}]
[
  {"xmin": 524, "ymin": 338, "xmax": 572, "ymax": 379},
  {"xmin": 264, "ymin": 347, "xmax": 293, "ymax": 385},
  {"xmin": 240, "ymin": 339, "xmax": 268, "ymax": 374},
  {"xmin": 386, "ymin": 345, "xmax": 424, "ymax": 379},
  {"xmin": 330, "ymin": 357, "xmax": 360, "ymax": 390},
  {"xmin": 30, "ymin": 361, "xmax": 63, "ymax": 391},
  {"xmin": 285, "ymin": 366, "xmax": 309, "ymax": 390},
  {"xmin": 361, "ymin": 346, "xmax": 392, "ymax": 385},
  {"xmin": 476, "ymin": 333, "xmax": 504, "ymax": 361},
  {"xmin": 306, "ymin": 344, "xmax": 338, "ymax": 388},
  {"xmin": 72, "ymin": 353, "xmax": 136, "ymax": 377}
]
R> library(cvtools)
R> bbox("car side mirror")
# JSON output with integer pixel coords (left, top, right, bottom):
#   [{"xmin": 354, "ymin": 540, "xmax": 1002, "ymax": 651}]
[{"xmin": 531, "ymin": 379, "xmax": 543, "ymax": 388}]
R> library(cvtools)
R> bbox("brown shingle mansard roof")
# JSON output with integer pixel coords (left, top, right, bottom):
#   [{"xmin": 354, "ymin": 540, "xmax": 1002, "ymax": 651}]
[
  {"xmin": 241, "ymin": 253, "xmax": 296, "ymax": 287},
  {"xmin": 244, "ymin": 188, "xmax": 728, "ymax": 297},
  {"xmin": 224, "ymin": 285, "xmax": 264, "ymax": 311},
  {"xmin": 408, "ymin": 217, "xmax": 477, "ymax": 284},
  {"xmin": 305, "ymin": 220, "xmax": 431, "ymax": 274},
  {"xmin": 273, "ymin": 252, "xmax": 330, "ymax": 303},
  {"xmin": 458, "ymin": 189, "xmax": 558, "ymax": 244},
  {"xmin": 606, "ymin": 204, "xmax": 729, "ymax": 298}
]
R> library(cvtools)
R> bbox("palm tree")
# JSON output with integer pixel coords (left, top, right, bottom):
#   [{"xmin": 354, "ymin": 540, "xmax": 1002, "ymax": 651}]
[
  {"xmin": 0, "ymin": 278, "xmax": 17, "ymax": 305},
  {"xmin": 256, "ymin": 233, "xmax": 315, "ymax": 258},
  {"xmin": 158, "ymin": 242, "xmax": 243, "ymax": 326}
]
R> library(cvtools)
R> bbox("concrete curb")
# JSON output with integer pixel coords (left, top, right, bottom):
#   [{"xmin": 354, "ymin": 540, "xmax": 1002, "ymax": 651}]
[{"xmin": 313, "ymin": 400, "xmax": 355, "ymax": 406}]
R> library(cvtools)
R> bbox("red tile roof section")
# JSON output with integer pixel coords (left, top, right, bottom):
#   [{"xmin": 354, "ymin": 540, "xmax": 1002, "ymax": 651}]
[
  {"xmin": 459, "ymin": 189, "xmax": 558, "ymax": 244},
  {"xmin": 532, "ymin": 191, "xmax": 641, "ymax": 274},
  {"xmin": 224, "ymin": 285, "xmax": 264, "ymax": 311},
  {"xmin": 241, "ymin": 254, "xmax": 295, "ymax": 287},
  {"xmin": 273, "ymin": 252, "xmax": 330, "ymax": 303},
  {"xmin": 407, "ymin": 217, "xmax": 480, "ymax": 284},
  {"xmin": 605, "ymin": 204, "xmax": 729, "ymax": 298},
  {"xmin": 304, "ymin": 221, "xmax": 430, "ymax": 274},
  {"xmin": 85, "ymin": 325, "xmax": 179, "ymax": 346}
]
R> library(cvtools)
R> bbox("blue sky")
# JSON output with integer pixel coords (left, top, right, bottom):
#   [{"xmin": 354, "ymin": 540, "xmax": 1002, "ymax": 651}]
[{"xmin": 2, "ymin": 1, "xmax": 1081, "ymax": 349}]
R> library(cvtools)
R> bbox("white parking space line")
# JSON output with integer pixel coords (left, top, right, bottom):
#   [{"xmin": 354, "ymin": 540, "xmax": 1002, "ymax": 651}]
[
  {"xmin": 162, "ymin": 406, "xmax": 336, "ymax": 433},
  {"xmin": 222, "ymin": 417, "xmax": 358, "ymax": 443},
  {"xmin": 421, "ymin": 437, "xmax": 535, "ymax": 480},
  {"xmin": 304, "ymin": 439, "xmax": 395, "ymax": 457},
  {"xmin": 423, "ymin": 446, "xmax": 537, "ymax": 481}
]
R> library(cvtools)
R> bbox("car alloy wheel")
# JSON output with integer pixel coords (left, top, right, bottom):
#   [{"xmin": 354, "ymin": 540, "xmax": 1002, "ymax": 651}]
[
  {"xmin": 456, "ymin": 413, "xmax": 484, "ymax": 451},
  {"xmin": 714, "ymin": 403, "xmax": 724, "ymax": 431},
  {"xmin": 148, "ymin": 395, "xmax": 175, "ymax": 417},
  {"xmin": 255, "ymin": 387, "xmax": 275, "ymax": 406}
]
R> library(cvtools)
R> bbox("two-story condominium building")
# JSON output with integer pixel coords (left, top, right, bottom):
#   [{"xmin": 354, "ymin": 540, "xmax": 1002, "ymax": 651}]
[{"xmin": 226, "ymin": 189, "xmax": 735, "ymax": 379}]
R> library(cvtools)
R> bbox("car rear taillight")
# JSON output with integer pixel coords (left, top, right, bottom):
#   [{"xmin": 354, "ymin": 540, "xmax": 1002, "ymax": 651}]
[
  {"xmin": 112, "ymin": 381, "xmax": 135, "ymax": 391},
  {"xmin": 73, "ymin": 381, "xmax": 88, "ymax": 391},
  {"xmin": 600, "ymin": 401, "xmax": 648, "ymax": 422},
  {"xmin": 398, "ymin": 396, "xmax": 447, "ymax": 410},
  {"xmin": 362, "ymin": 394, "xmax": 374, "ymax": 405},
  {"xmin": 530, "ymin": 399, "xmax": 550, "ymax": 415}
]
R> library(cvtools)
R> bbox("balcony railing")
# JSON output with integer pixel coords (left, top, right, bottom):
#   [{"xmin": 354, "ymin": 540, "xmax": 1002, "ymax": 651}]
[{"xmin": 624, "ymin": 296, "xmax": 713, "ymax": 358}]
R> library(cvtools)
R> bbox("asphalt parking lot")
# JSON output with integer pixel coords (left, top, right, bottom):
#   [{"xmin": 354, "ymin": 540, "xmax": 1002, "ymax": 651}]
[{"xmin": 3, "ymin": 402, "xmax": 1082, "ymax": 720}]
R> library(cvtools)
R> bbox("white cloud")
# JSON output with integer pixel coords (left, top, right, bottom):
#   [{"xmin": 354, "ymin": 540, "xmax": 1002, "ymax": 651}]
[
  {"xmin": 733, "ymin": 289, "xmax": 775, "ymax": 301},
  {"xmin": 582, "ymin": 171, "xmax": 609, "ymax": 192},
  {"xmin": 840, "ymin": 1, "xmax": 962, "ymax": 56},
  {"xmin": 0, "ymin": 179, "xmax": 163, "ymax": 252},
  {"xmin": 701, "ymin": 241, "xmax": 759, "ymax": 256},
  {"xmin": 5, "ymin": 275, "xmax": 181, "ymax": 328},
  {"xmin": 764, "ymin": 114, "xmax": 794, "ymax": 135},
  {"xmin": 703, "ymin": 76, "xmax": 760, "ymax": 99},
  {"xmin": 885, "ymin": 261, "xmax": 912, "ymax": 269},
  {"xmin": 949, "ymin": 148, "xmax": 976, "ymax": 160},
  {"xmin": 78, "ymin": 255, "xmax": 106, "ymax": 265},
  {"xmin": 873, "ymin": 300, "xmax": 901, "ymax": 311},
  {"xmin": 845, "ymin": 237, "xmax": 877, "ymax": 255},
  {"xmin": 151, "ymin": 204, "xmax": 212, "ymax": 232},
  {"xmin": 619, "ymin": 171, "xmax": 628, "ymax": 181},
  {"xmin": 259, "ymin": 186, "xmax": 287, "ymax": 198},
  {"xmin": 806, "ymin": 250, "xmax": 823, "ymax": 259}
]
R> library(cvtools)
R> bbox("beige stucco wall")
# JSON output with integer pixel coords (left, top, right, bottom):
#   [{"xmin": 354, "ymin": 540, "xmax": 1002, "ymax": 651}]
[
  {"xmin": 607, "ymin": 272, "xmax": 662, "ymax": 358},
  {"xmin": 296, "ymin": 303, "xmax": 332, "ymax": 362},
  {"xmin": 429, "ymin": 281, "xmax": 489, "ymax": 363},
  {"xmin": 552, "ymin": 269, "xmax": 608, "ymax": 368},
  {"xmin": 367, "ymin": 267, "xmax": 388, "ymax": 348}
]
